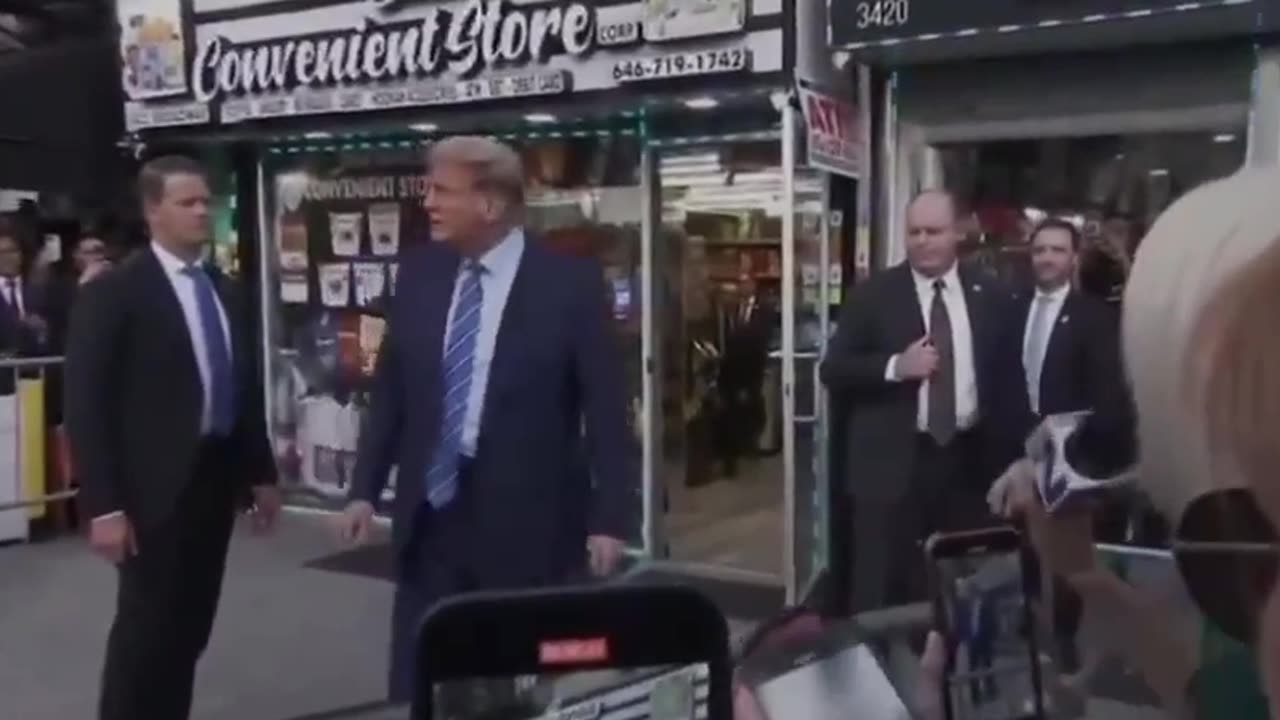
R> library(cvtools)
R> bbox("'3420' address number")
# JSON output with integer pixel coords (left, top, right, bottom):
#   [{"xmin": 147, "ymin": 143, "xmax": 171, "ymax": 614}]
[{"xmin": 613, "ymin": 48, "xmax": 751, "ymax": 83}]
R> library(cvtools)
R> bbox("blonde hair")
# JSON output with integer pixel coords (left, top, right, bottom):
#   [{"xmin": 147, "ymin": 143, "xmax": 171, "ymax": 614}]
[
  {"xmin": 1124, "ymin": 167, "xmax": 1280, "ymax": 522},
  {"xmin": 427, "ymin": 136, "xmax": 525, "ymax": 209}
]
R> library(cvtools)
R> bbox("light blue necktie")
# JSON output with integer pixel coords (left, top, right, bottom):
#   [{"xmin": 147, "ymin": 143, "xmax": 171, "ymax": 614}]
[
  {"xmin": 1023, "ymin": 295, "xmax": 1052, "ymax": 414},
  {"xmin": 425, "ymin": 260, "xmax": 484, "ymax": 508},
  {"xmin": 182, "ymin": 265, "xmax": 235, "ymax": 435}
]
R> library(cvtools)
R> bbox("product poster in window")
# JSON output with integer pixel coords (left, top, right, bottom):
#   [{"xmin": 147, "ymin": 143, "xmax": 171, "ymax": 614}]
[
  {"xmin": 116, "ymin": 0, "xmax": 188, "ymax": 100},
  {"xmin": 644, "ymin": 0, "xmax": 748, "ymax": 42},
  {"xmin": 263, "ymin": 156, "xmax": 429, "ymax": 506}
]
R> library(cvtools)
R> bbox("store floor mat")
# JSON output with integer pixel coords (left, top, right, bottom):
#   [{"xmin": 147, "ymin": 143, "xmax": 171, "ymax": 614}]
[
  {"xmin": 304, "ymin": 543, "xmax": 395, "ymax": 581},
  {"xmin": 623, "ymin": 569, "xmax": 784, "ymax": 620}
]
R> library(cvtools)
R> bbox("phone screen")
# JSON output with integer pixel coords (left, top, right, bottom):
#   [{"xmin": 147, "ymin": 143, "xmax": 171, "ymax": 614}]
[
  {"xmin": 935, "ymin": 544, "xmax": 1041, "ymax": 720},
  {"xmin": 431, "ymin": 662, "xmax": 709, "ymax": 720},
  {"xmin": 752, "ymin": 643, "xmax": 911, "ymax": 720}
]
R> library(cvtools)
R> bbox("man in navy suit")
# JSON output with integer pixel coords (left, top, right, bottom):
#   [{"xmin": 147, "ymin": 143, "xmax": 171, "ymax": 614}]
[
  {"xmin": 336, "ymin": 136, "xmax": 636, "ymax": 702},
  {"xmin": 987, "ymin": 218, "xmax": 1131, "ymax": 675}
]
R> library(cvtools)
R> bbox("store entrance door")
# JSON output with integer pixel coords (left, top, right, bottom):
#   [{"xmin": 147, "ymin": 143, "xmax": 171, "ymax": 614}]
[
  {"xmin": 642, "ymin": 112, "xmax": 838, "ymax": 604},
  {"xmin": 781, "ymin": 104, "xmax": 839, "ymax": 602}
]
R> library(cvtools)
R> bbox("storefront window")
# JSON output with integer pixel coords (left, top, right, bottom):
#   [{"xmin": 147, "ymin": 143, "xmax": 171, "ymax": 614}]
[
  {"xmin": 939, "ymin": 131, "xmax": 1246, "ymax": 299},
  {"xmin": 259, "ymin": 135, "xmax": 645, "ymax": 548},
  {"xmin": 201, "ymin": 153, "xmax": 240, "ymax": 276}
]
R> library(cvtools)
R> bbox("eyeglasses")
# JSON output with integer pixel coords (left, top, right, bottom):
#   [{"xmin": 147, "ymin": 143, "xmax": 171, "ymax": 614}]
[{"xmin": 1173, "ymin": 488, "xmax": 1278, "ymax": 645}]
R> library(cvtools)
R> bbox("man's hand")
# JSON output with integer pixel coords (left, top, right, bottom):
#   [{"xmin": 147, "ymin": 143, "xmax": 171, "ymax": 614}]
[
  {"xmin": 79, "ymin": 259, "xmax": 111, "ymax": 286},
  {"xmin": 335, "ymin": 500, "xmax": 375, "ymax": 546},
  {"xmin": 21, "ymin": 314, "xmax": 47, "ymax": 334},
  {"xmin": 894, "ymin": 336, "xmax": 939, "ymax": 380},
  {"xmin": 89, "ymin": 514, "xmax": 137, "ymax": 565},
  {"xmin": 914, "ymin": 631, "xmax": 948, "ymax": 720},
  {"xmin": 248, "ymin": 484, "xmax": 282, "ymax": 535},
  {"xmin": 992, "ymin": 460, "xmax": 1097, "ymax": 582},
  {"xmin": 587, "ymin": 535, "xmax": 625, "ymax": 578}
]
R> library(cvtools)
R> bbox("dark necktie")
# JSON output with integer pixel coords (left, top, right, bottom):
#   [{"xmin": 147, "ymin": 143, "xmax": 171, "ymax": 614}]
[
  {"xmin": 182, "ymin": 265, "xmax": 235, "ymax": 435},
  {"xmin": 6, "ymin": 279, "xmax": 21, "ymax": 318},
  {"xmin": 424, "ymin": 260, "xmax": 484, "ymax": 508},
  {"xmin": 928, "ymin": 279, "xmax": 957, "ymax": 445}
]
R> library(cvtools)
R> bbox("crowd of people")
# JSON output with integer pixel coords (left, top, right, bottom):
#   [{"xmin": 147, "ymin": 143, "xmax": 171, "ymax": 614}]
[
  {"xmin": 0, "ymin": 210, "xmax": 116, "ymax": 362},
  {"xmin": 17, "ymin": 132, "xmax": 1280, "ymax": 720},
  {"xmin": 901, "ymin": 168, "xmax": 1280, "ymax": 719}
]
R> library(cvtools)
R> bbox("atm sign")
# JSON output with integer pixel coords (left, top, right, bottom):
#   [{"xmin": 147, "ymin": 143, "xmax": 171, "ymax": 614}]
[{"xmin": 799, "ymin": 86, "xmax": 861, "ymax": 179}]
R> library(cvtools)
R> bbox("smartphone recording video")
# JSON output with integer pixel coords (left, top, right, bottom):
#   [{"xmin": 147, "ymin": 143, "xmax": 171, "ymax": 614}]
[
  {"xmin": 412, "ymin": 585, "xmax": 732, "ymax": 720},
  {"xmin": 926, "ymin": 528, "xmax": 1045, "ymax": 720}
]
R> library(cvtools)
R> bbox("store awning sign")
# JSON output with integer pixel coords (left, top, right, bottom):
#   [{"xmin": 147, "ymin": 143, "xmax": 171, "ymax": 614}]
[
  {"xmin": 799, "ymin": 86, "xmax": 860, "ymax": 179},
  {"xmin": 117, "ymin": 0, "xmax": 784, "ymax": 131},
  {"xmin": 829, "ymin": 0, "xmax": 1259, "ymax": 48}
]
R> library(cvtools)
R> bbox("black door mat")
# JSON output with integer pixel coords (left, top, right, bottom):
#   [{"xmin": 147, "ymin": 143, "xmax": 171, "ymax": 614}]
[
  {"xmin": 304, "ymin": 547, "xmax": 785, "ymax": 620},
  {"xmin": 622, "ymin": 569, "xmax": 784, "ymax": 620},
  {"xmin": 304, "ymin": 543, "xmax": 396, "ymax": 582}
]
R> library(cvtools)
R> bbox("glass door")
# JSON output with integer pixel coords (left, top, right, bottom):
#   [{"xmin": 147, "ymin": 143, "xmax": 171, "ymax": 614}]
[
  {"xmin": 780, "ymin": 105, "xmax": 839, "ymax": 602},
  {"xmin": 651, "ymin": 138, "xmax": 787, "ymax": 580}
]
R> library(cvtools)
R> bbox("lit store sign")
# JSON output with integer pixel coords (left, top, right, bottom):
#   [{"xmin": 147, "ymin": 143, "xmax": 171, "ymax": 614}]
[
  {"xmin": 119, "ymin": 0, "xmax": 782, "ymax": 131},
  {"xmin": 828, "ymin": 0, "xmax": 1260, "ymax": 48}
]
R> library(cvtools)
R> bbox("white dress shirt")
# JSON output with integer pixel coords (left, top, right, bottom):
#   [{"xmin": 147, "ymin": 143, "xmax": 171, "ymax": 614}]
[
  {"xmin": 1022, "ymin": 283, "xmax": 1069, "ymax": 414},
  {"xmin": 885, "ymin": 264, "xmax": 979, "ymax": 432},
  {"xmin": 152, "ymin": 243, "xmax": 233, "ymax": 436},
  {"xmin": 442, "ymin": 229, "xmax": 525, "ymax": 458},
  {"xmin": 1, "ymin": 276, "xmax": 24, "ymax": 317}
]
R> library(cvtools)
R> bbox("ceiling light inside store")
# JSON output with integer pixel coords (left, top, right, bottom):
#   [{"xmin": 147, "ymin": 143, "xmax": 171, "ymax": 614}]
[
  {"xmin": 409, "ymin": 123, "xmax": 438, "ymax": 132},
  {"xmin": 1213, "ymin": 133, "xmax": 1237, "ymax": 143},
  {"xmin": 525, "ymin": 113, "xmax": 556, "ymax": 123},
  {"xmin": 683, "ymin": 97, "xmax": 719, "ymax": 109},
  {"xmin": 661, "ymin": 153, "xmax": 720, "ymax": 167},
  {"xmin": 1148, "ymin": 168, "xmax": 1170, "ymax": 177},
  {"xmin": 303, "ymin": 131, "xmax": 332, "ymax": 139}
]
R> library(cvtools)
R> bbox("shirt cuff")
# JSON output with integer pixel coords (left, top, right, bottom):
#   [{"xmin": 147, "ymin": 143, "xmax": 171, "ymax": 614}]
[
  {"xmin": 884, "ymin": 354, "xmax": 901, "ymax": 381},
  {"xmin": 92, "ymin": 511, "xmax": 125, "ymax": 522}
]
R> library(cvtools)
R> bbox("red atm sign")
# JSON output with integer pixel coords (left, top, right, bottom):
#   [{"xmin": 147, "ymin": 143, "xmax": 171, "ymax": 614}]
[{"xmin": 799, "ymin": 87, "xmax": 860, "ymax": 179}]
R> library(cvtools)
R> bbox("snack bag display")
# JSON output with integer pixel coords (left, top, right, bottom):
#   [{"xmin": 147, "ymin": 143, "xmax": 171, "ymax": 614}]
[
  {"xmin": 367, "ymin": 203, "xmax": 402, "ymax": 257},
  {"xmin": 319, "ymin": 263, "xmax": 351, "ymax": 308},
  {"xmin": 329, "ymin": 211, "xmax": 363, "ymax": 257}
]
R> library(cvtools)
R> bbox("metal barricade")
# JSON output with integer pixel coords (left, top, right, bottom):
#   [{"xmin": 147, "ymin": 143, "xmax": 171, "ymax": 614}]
[{"xmin": 0, "ymin": 356, "xmax": 73, "ymax": 540}]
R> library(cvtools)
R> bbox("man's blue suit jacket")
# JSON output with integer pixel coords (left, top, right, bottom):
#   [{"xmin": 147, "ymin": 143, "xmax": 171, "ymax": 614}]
[{"xmin": 350, "ymin": 237, "xmax": 637, "ymax": 585}]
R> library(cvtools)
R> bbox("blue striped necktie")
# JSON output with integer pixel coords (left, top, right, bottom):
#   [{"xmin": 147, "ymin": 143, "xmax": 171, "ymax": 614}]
[
  {"xmin": 425, "ymin": 260, "xmax": 484, "ymax": 508},
  {"xmin": 182, "ymin": 265, "xmax": 235, "ymax": 436}
]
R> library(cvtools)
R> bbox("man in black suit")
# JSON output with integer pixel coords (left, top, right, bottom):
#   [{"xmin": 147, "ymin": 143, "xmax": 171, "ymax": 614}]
[
  {"xmin": 716, "ymin": 280, "xmax": 775, "ymax": 477},
  {"xmin": 821, "ymin": 189, "xmax": 1007, "ymax": 612},
  {"xmin": 64, "ymin": 156, "xmax": 282, "ymax": 720},
  {"xmin": 0, "ymin": 218, "xmax": 49, "ymax": 360},
  {"xmin": 334, "ymin": 137, "xmax": 635, "ymax": 702},
  {"xmin": 988, "ymin": 218, "xmax": 1130, "ymax": 673}
]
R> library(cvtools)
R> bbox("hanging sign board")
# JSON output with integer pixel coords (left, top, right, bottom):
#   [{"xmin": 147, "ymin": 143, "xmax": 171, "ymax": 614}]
[
  {"xmin": 117, "ymin": 0, "xmax": 786, "ymax": 131},
  {"xmin": 798, "ymin": 86, "xmax": 860, "ymax": 179},
  {"xmin": 829, "ymin": 0, "xmax": 1262, "ymax": 48}
]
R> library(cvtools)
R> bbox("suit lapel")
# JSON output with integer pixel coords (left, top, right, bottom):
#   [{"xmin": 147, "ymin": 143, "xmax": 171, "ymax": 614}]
[
  {"xmin": 483, "ymin": 242, "xmax": 534, "ymax": 414},
  {"xmin": 1043, "ymin": 292, "xmax": 1075, "ymax": 370},
  {"xmin": 421, "ymin": 247, "xmax": 460, "ymax": 370},
  {"xmin": 894, "ymin": 264, "xmax": 925, "ymax": 340},
  {"xmin": 958, "ymin": 265, "xmax": 989, "ymax": 348},
  {"xmin": 140, "ymin": 250, "xmax": 202, "ymax": 384}
]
